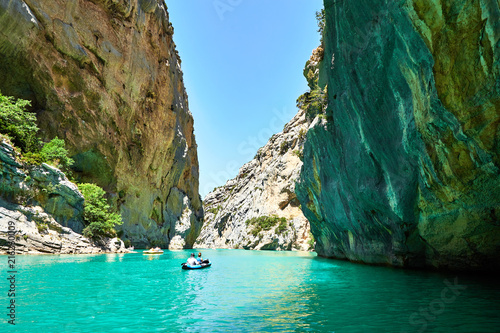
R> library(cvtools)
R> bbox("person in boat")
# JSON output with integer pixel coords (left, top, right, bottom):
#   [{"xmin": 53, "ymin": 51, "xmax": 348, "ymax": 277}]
[
  {"xmin": 197, "ymin": 252, "xmax": 209, "ymax": 264},
  {"xmin": 187, "ymin": 253, "xmax": 198, "ymax": 266}
]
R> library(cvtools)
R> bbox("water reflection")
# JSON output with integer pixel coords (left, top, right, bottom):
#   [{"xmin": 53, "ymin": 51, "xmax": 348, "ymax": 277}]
[
  {"xmin": 283, "ymin": 259, "xmax": 500, "ymax": 333},
  {"xmin": 144, "ymin": 254, "xmax": 161, "ymax": 261}
]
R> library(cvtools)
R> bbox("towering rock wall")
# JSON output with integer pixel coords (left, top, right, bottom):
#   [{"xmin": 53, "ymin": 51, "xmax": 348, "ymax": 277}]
[
  {"xmin": 0, "ymin": 0, "xmax": 202, "ymax": 248},
  {"xmin": 297, "ymin": 0, "xmax": 500, "ymax": 271},
  {"xmin": 195, "ymin": 110, "xmax": 312, "ymax": 251}
]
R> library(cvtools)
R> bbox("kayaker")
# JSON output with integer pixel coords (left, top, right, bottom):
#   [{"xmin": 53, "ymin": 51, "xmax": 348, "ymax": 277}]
[
  {"xmin": 187, "ymin": 253, "xmax": 198, "ymax": 266},
  {"xmin": 197, "ymin": 252, "xmax": 203, "ymax": 263}
]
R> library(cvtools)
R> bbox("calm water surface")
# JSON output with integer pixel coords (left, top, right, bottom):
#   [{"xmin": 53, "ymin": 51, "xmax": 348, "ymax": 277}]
[{"xmin": 3, "ymin": 250, "xmax": 500, "ymax": 332}]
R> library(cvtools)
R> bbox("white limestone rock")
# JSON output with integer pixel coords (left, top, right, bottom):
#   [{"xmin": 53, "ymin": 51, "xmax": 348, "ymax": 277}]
[{"xmin": 195, "ymin": 110, "xmax": 313, "ymax": 252}]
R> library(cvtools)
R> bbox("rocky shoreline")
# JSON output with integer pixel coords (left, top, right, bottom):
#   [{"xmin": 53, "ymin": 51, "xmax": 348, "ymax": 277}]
[
  {"xmin": 0, "ymin": 139, "xmax": 129, "ymax": 255},
  {"xmin": 0, "ymin": 200, "xmax": 129, "ymax": 255}
]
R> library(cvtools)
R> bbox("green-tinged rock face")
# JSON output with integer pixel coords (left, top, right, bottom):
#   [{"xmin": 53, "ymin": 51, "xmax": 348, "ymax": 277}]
[
  {"xmin": 407, "ymin": 0, "xmax": 500, "ymax": 270},
  {"xmin": 0, "ymin": 0, "xmax": 203, "ymax": 248},
  {"xmin": 72, "ymin": 149, "xmax": 114, "ymax": 189},
  {"xmin": 296, "ymin": 0, "xmax": 500, "ymax": 271}
]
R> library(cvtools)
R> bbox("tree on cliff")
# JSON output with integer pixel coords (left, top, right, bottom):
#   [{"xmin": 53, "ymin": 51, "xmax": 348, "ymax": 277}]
[
  {"xmin": 0, "ymin": 92, "xmax": 74, "ymax": 170},
  {"xmin": 78, "ymin": 183, "xmax": 123, "ymax": 239},
  {"xmin": 40, "ymin": 137, "xmax": 74, "ymax": 169},
  {"xmin": 0, "ymin": 91, "xmax": 38, "ymax": 152}
]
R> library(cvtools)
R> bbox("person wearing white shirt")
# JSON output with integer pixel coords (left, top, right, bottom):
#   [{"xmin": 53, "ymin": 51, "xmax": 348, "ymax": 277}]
[{"xmin": 187, "ymin": 253, "xmax": 198, "ymax": 266}]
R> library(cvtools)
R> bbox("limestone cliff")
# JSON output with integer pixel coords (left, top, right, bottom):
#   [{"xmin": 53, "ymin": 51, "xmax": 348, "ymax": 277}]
[
  {"xmin": 0, "ymin": 0, "xmax": 202, "ymax": 248},
  {"xmin": 195, "ymin": 110, "xmax": 313, "ymax": 251},
  {"xmin": 0, "ymin": 202, "xmax": 129, "ymax": 254},
  {"xmin": 0, "ymin": 139, "xmax": 128, "ymax": 254},
  {"xmin": 297, "ymin": 0, "xmax": 500, "ymax": 271}
]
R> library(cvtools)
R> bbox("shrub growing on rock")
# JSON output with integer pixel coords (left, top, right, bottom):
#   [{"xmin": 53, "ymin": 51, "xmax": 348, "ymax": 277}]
[
  {"xmin": 78, "ymin": 183, "xmax": 123, "ymax": 239},
  {"xmin": 21, "ymin": 152, "xmax": 45, "ymax": 165},
  {"xmin": 40, "ymin": 137, "xmax": 74, "ymax": 168},
  {"xmin": 296, "ymin": 87, "xmax": 327, "ymax": 120},
  {"xmin": 316, "ymin": 9, "xmax": 325, "ymax": 43},
  {"xmin": 0, "ymin": 91, "xmax": 38, "ymax": 152},
  {"xmin": 21, "ymin": 138, "xmax": 74, "ymax": 168},
  {"xmin": 279, "ymin": 141, "xmax": 289, "ymax": 155},
  {"xmin": 276, "ymin": 219, "xmax": 288, "ymax": 233},
  {"xmin": 245, "ymin": 215, "xmax": 287, "ymax": 236}
]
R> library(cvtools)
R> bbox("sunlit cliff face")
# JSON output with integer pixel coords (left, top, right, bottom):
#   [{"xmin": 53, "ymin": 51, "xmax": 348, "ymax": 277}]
[{"xmin": 0, "ymin": 0, "xmax": 203, "ymax": 248}]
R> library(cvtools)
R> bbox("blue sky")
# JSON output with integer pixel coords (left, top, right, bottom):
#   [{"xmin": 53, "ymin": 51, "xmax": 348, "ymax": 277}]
[{"xmin": 167, "ymin": 1, "xmax": 323, "ymax": 197}]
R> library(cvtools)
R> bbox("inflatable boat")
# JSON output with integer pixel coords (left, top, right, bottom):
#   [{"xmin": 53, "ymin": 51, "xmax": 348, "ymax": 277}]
[
  {"xmin": 143, "ymin": 250, "xmax": 164, "ymax": 255},
  {"xmin": 181, "ymin": 261, "xmax": 211, "ymax": 270}
]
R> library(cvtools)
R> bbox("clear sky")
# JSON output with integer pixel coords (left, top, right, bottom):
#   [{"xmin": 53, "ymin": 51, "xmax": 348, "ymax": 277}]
[{"xmin": 167, "ymin": 1, "xmax": 323, "ymax": 197}]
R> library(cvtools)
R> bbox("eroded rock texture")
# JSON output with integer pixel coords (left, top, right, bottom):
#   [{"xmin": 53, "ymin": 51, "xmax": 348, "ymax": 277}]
[
  {"xmin": 0, "ymin": 140, "xmax": 128, "ymax": 254},
  {"xmin": 0, "ymin": 140, "xmax": 85, "ymax": 231},
  {"xmin": 0, "ymin": 201, "xmax": 130, "ymax": 254},
  {"xmin": 0, "ymin": 0, "xmax": 202, "ymax": 248},
  {"xmin": 296, "ymin": 0, "xmax": 500, "ymax": 271},
  {"xmin": 195, "ymin": 110, "xmax": 313, "ymax": 251}
]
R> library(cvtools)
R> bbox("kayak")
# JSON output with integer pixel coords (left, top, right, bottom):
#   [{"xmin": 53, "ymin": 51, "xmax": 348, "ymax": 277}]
[
  {"xmin": 181, "ymin": 262, "xmax": 211, "ymax": 270},
  {"xmin": 143, "ymin": 250, "xmax": 164, "ymax": 255}
]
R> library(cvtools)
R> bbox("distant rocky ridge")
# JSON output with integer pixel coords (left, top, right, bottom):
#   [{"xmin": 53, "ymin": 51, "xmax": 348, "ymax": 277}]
[
  {"xmin": 0, "ymin": 0, "xmax": 202, "ymax": 248},
  {"xmin": 297, "ymin": 0, "xmax": 500, "ymax": 271},
  {"xmin": 195, "ymin": 109, "xmax": 313, "ymax": 251},
  {"xmin": 0, "ymin": 140, "xmax": 128, "ymax": 254}
]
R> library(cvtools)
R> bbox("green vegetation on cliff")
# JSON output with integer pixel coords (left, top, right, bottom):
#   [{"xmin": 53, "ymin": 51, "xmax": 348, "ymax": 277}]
[
  {"xmin": 0, "ymin": 91, "xmax": 38, "ymax": 152},
  {"xmin": 23, "ymin": 137, "xmax": 75, "ymax": 174},
  {"xmin": 78, "ymin": 183, "xmax": 123, "ymax": 239},
  {"xmin": 296, "ymin": 85, "xmax": 327, "ymax": 120},
  {"xmin": 296, "ymin": 11, "xmax": 327, "ymax": 121},
  {"xmin": 316, "ymin": 9, "xmax": 325, "ymax": 43},
  {"xmin": 39, "ymin": 137, "xmax": 74, "ymax": 169},
  {"xmin": 0, "ymin": 92, "xmax": 74, "ymax": 170},
  {"xmin": 245, "ymin": 215, "xmax": 287, "ymax": 237},
  {"xmin": 1, "ymin": 91, "xmax": 122, "ymax": 240}
]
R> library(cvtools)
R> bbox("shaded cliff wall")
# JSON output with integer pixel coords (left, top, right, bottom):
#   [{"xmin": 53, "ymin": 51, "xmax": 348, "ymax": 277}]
[
  {"xmin": 297, "ymin": 0, "xmax": 500, "ymax": 271},
  {"xmin": 0, "ymin": 0, "xmax": 203, "ymax": 248}
]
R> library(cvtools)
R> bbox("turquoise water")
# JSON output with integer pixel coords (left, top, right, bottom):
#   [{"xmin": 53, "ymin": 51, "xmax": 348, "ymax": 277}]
[{"xmin": 3, "ymin": 249, "xmax": 500, "ymax": 332}]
